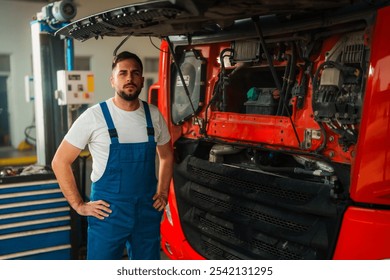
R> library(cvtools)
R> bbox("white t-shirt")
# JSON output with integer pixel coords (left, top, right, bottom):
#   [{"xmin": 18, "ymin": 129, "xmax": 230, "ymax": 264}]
[{"xmin": 65, "ymin": 98, "xmax": 171, "ymax": 182}]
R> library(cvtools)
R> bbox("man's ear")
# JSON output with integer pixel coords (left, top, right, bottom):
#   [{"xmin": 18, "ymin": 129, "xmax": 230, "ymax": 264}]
[{"xmin": 110, "ymin": 75, "xmax": 114, "ymax": 88}]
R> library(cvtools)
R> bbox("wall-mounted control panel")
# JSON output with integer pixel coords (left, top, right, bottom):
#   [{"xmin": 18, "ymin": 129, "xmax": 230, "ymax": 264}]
[{"xmin": 56, "ymin": 70, "xmax": 94, "ymax": 105}]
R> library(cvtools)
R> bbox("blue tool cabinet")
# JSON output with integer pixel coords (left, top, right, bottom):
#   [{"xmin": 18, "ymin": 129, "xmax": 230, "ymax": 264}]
[{"xmin": 0, "ymin": 178, "xmax": 71, "ymax": 259}]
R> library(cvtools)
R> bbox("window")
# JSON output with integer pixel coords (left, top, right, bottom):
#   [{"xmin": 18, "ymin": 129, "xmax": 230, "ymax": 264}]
[
  {"xmin": 0, "ymin": 54, "xmax": 10, "ymax": 72},
  {"xmin": 144, "ymin": 57, "xmax": 159, "ymax": 73}
]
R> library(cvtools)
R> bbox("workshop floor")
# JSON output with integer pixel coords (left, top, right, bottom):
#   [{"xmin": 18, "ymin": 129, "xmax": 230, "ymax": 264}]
[
  {"xmin": 161, "ymin": 250, "xmax": 170, "ymax": 260},
  {"xmin": 0, "ymin": 146, "xmax": 37, "ymax": 167}
]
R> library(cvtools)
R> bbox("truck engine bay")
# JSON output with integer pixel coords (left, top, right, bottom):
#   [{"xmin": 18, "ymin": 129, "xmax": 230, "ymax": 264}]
[{"xmin": 167, "ymin": 11, "xmax": 370, "ymax": 259}]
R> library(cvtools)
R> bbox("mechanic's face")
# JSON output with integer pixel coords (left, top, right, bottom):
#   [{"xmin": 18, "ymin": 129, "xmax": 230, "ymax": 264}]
[{"xmin": 111, "ymin": 58, "xmax": 144, "ymax": 101}]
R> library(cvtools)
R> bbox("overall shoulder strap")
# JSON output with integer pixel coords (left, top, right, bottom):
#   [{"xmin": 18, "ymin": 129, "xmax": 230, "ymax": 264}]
[
  {"xmin": 99, "ymin": 102, "xmax": 119, "ymax": 144},
  {"xmin": 142, "ymin": 101, "xmax": 155, "ymax": 143}
]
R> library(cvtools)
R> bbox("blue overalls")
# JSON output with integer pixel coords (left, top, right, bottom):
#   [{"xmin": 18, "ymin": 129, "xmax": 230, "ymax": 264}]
[{"xmin": 87, "ymin": 101, "xmax": 162, "ymax": 260}]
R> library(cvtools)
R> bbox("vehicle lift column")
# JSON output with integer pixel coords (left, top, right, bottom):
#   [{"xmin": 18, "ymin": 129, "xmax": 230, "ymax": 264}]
[{"xmin": 30, "ymin": 0, "xmax": 84, "ymax": 259}]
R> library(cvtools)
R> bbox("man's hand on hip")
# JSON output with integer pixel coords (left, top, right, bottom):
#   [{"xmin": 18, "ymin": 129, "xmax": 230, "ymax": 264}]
[{"xmin": 76, "ymin": 200, "xmax": 112, "ymax": 219}]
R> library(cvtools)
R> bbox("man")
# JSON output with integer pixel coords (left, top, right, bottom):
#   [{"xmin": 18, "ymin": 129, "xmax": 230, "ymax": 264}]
[{"xmin": 52, "ymin": 51, "xmax": 173, "ymax": 260}]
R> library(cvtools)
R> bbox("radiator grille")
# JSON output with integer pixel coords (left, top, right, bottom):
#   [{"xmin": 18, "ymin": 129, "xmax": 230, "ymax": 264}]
[
  {"xmin": 199, "ymin": 217, "xmax": 303, "ymax": 259},
  {"xmin": 202, "ymin": 240, "xmax": 242, "ymax": 260},
  {"xmin": 193, "ymin": 190, "xmax": 309, "ymax": 232},
  {"xmin": 174, "ymin": 155, "xmax": 346, "ymax": 259},
  {"xmin": 188, "ymin": 165, "xmax": 311, "ymax": 202}
]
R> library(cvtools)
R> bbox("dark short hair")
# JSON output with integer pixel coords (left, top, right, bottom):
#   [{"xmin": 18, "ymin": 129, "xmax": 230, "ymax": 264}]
[{"xmin": 112, "ymin": 51, "xmax": 143, "ymax": 72}]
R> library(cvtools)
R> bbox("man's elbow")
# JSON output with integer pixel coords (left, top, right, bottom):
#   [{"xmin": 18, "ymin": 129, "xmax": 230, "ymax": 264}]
[
  {"xmin": 51, "ymin": 150, "xmax": 68, "ymax": 174},
  {"xmin": 51, "ymin": 154, "xmax": 61, "ymax": 174}
]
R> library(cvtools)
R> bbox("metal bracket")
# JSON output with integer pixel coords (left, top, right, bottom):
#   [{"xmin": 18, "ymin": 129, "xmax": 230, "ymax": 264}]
[{"xmin": 302, "ymin": 129, "xmax": 321, "ymax": 149}]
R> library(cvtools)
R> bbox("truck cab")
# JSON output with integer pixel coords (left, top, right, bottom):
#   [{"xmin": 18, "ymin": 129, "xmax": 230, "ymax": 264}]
[{"xmin": 58, "ymin": 0, "xmax": 390, "ymax": 259}]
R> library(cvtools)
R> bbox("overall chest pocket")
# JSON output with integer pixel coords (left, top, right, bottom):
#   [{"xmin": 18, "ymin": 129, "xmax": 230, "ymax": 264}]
[{"xmin": 119, "ymin": 143, "xmax": 156, "ymax": 163}]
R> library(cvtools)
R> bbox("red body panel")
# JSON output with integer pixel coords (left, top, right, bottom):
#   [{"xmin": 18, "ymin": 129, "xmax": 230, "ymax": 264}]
[
  {"xmin": 350, "ymin": 6, "xmax": 390, "ymax": 205},
  {"xmin": 333, "ymin": 207, "xmax": 390, "ymax": 259},
  {"xmin": 160, "ymin": 185, "xmax": 205, "ymax": 260}
]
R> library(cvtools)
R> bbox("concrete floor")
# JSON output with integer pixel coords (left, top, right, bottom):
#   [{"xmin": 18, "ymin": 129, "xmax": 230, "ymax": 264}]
[
  {"xmin": 161, "ymin": 250, "xmax": 170, "ymax": 260},
  {"xmin": 0, "ymin": 146, "xmax": 36, "ymax": 167}
]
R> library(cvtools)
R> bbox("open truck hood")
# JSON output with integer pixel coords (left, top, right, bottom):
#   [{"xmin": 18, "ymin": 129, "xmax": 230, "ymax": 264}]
[{"xmin": 56, "ymin": 0, "xmax": 366, "ymax": 41}]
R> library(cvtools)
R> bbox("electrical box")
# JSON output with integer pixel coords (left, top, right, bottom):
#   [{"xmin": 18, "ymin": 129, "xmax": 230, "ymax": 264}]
[{"xmin": 56, "ymin": 70, "xmax": 94, "ymax": 105}]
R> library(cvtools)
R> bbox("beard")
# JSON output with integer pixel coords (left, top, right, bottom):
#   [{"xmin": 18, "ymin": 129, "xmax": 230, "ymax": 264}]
[{"xmin": 117, "ymin": 88, "xmax": 141, "ymax": 101}]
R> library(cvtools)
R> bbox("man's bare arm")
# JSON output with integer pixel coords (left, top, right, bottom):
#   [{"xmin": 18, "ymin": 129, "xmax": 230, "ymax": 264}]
[
  {"xmin": 153, "ymin": 141, "xmax": 174, "ymax": 211},
  {"xmin": 52, "ymin": 140, "xmax": 112, "ymax": 219}
]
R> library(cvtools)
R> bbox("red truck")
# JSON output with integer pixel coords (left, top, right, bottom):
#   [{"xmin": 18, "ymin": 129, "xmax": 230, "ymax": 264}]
[{"xmin": 59, "ymin": 0, "xmax": 390, "ymax": 259}]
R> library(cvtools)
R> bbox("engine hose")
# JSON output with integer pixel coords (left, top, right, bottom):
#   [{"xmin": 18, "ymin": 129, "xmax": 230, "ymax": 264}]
[
  {"xmin": 276, "ymin": 54, "xmax": 291, "ymax": 115},
  {"xmin": 255, "ymin": 163, "xmax": 332, "ymax": 177},
  {"xmin": 282, "ymin": 43, "xmax": 297, "ymax": 116}
]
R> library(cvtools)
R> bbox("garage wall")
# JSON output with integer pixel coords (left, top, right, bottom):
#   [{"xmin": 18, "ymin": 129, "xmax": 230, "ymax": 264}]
[{"xmin": 0, "ymin": 0, "xmax": 160, "ymax": 148}]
